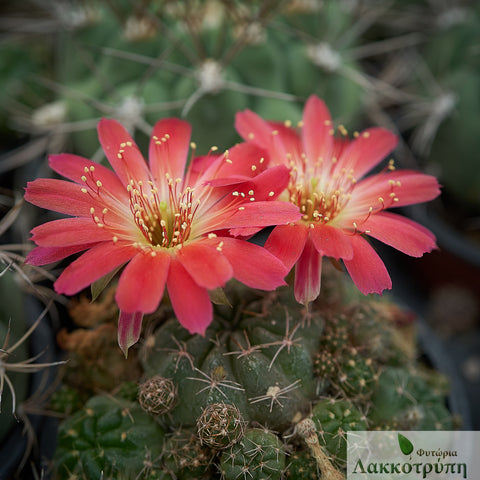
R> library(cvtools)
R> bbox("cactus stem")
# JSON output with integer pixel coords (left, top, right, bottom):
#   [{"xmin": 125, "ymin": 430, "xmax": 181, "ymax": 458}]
[{"xmin": 296, "ymin": 417, "xmax": 345, "ymax": 480}]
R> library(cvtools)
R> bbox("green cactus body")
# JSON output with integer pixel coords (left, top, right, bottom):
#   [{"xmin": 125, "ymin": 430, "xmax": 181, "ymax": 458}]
[
  {"xmin": 370, "ymin": 366, "xmax": 453, "ymax": 430},
  {"xmin": 141, "ymin": 289, "xmax": 323, "ymax": 431},
  {"xmin": 411, "ymin": 9, "xmax": 480, "ymax": 209},
  {"xmin": 220, "ymin": 428, "xmax": 285, "ymax": 480},
  {"xmin": 285, "ymin": 450, "xmax": 318, "ymax": 479},
  {"xmin": 53, "ymin": 284, "xmax": 456, "ymax": 478},
  {"xmin": 311, "ymin": 398, "xmax": 367, "ymax": 466},
  {"xmin": 314, "ymin": 314, "xmax": 376, "ymax": 400},
  {"xmin": 163, "ymin": 429, "xmax": 212, "ymax": 479},
  {"xmin": 54, "ymin": 395, "xmax": 166, "ymax": 479}
]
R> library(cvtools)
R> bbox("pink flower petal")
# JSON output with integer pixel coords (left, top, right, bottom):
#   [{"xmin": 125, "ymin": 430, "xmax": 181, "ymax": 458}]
[
  {"xmin": 301, "ymin": 95, "xmax": 334, "ymax": 164},
  {"xmin": 206, "ymin": 164, "xmax": 291, "ymax": 206},
  {"xmin": 338, "ymin": 127, "xmax": 398, "ymax": 180},
  {"xmin": 236, "ymin": 109, "xmax": 274, "ymax": 145},
  {"xmin": 347, "ymin": 171, "xmax": 441, "ymax": 214},
  {"xmin": 97, "ymin": 118, "xmax": 151, "ymax": 185},
  {"xmin": 49, "ymin": 153, "xmax": 127, "ymax": 201},
  {"xmin": 343, "ymin": 235, "xmax": 392, "ymax": 295},
  {"xmin": 294, "ymin": 237, "xmax": 323, "ymax": 305},
  {"xmin": 197, "ymin": 143, "xmax": 269, "ymax": 186},
  {"xmin": 219, "ymin": 237, "xmax": 288, "ymax": 290},
  {"xmin": 117, "ymin": 311, "xmax": 143, "ymax": 357},
  {"xmin": 235, "ymin": 110, "xmax": 289, "ymax": 161},
  {"xmin": 264, "ymin": 223, "xmax": 309, "ymax": 271},
  {"xmin": 31, "ymin": 218, "xmax": 113, "ymax": 247},
  {"xmin": 149, "ymin": 118, "xmax": 191, "ymax": 184},
  {"xmin": 167, "ymin": 259, "xmax": 212, "ymax": 335},
  {"xmin": 25, "ymin": 243, "xmax": 98, "ymax": 266},
  {"xmin": 223, "ymin": 201, "xmax": 301, "ymax": 232},
  {"xmin": 25, "ymin": 178, "xmax": 101, "ymax": 216},
  {"xmin": 176, "ymin": 241, "xmax": 233, "ymax": 289},
  {"xmin": 116, "ymin": 250, "xmax": 171, "ymax": 314},
  {"xmin": 54, "ymin": 243, "xmax": 137, "ymax": 295},
  {"xmin": 362, "ymin": 211, "xmax": 437, "ymax": 257},
  {"xmin": 309, "ymin": 223, "xmax": 353, "ymax": 260},
  {"xmin": 267, "ymin": 121, "xmax": 304, "ymax": 162}
]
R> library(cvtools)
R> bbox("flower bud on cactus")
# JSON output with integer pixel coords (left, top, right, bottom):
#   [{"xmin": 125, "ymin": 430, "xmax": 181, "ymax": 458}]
[
  {"xmin": 197, "ymin": 402, "xmax": 246, "ymax": 449},
  {"xmin": 138, "ymin": 376, "xmax": 177, "ymax": 415}
]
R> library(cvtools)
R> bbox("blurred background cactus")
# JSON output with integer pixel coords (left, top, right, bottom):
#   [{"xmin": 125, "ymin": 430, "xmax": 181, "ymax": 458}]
[{"xmin": 1, "ymin": 0, "xmax": 479, "ymax": 478}]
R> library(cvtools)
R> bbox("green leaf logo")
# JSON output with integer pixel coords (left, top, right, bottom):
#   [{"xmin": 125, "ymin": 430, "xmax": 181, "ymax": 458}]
[{"xmin": 398, "ymin": 433, "xmax": 414, "ymax": 455}]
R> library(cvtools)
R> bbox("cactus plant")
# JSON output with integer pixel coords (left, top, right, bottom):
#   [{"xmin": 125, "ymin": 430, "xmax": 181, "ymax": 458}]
[
  {"xmin": 54, "ymin": 394, "xmax": 166, "ymax": 479},
  {"xmin": 220, "ymin": 427, "xmax": 286, "ymax": 480},
  {"xmin": 3, "ymin": 2, "xmax": 467, "ymax": 478},
  {"xmin": 140, "ymin": 286, "xmax": 323, "ymax": 431},
  {"xmin": 51, "ymin": 279, "xmax": 455, "ymax": 479}
]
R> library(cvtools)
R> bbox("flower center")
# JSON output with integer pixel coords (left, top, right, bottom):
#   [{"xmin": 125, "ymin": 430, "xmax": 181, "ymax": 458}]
[
  {"xmin": 127, "ymin": 175, "xmax": 199, "ymax": 248},
  {"xmin": 80, "ymin": 166, "xmax": 199, "ymax": 249},
  {"xmin": 286, "ymin": 165, "xmax": 356, "ymax": 225}
]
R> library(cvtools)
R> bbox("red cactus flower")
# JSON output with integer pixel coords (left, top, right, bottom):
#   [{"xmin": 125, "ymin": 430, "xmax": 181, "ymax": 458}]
[
  {"xmin": 25, "ymin": 118, "xmax": 300, "ymax": 354},
  {"xmin": 236, "ymin": 95, "xmax": 440, "ymax": 304}
]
